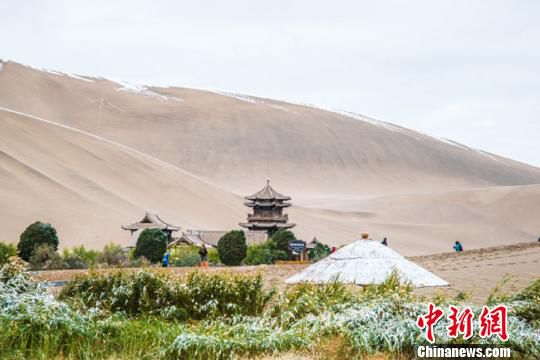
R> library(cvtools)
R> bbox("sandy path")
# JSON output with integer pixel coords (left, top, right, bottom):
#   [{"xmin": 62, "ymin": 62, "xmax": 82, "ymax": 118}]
[{"xmin": 34, "ymin": 242, "xmax": 540, "ymax": 303}]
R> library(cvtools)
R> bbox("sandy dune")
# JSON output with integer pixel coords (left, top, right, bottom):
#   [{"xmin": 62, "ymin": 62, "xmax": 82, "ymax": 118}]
[{"xmin": 0, "ymin": 60, "xmax": 539, "ymax": 253}]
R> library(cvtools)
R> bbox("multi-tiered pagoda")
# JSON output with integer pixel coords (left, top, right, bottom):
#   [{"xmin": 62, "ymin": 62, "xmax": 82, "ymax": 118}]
[{"xmin": 239, "ymin": 180, "xmax": 295, "ymax": 234}]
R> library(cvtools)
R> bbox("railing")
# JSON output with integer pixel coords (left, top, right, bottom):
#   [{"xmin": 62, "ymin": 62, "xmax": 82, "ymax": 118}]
[{"xmin": 247, "ymin": 214, "xmax": 288, "ymax": 221}]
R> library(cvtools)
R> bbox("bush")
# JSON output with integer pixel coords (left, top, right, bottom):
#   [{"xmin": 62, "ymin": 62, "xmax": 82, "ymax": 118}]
[
  {"xmin": 98, "ymin": 243, "xmax": 126, "ymax": 266},
  {"xmin": 308, "ymin": 242, "xmax": 331, "ymax": 262},
  {"xmin": 134, "ymin": 229, "xmax": 167, "ymax": 263},
  {"xmin": 67, "ymin": 245, "xmax": 99, "ymax": 267},
  {"xmin": 244, "ymin": 243, "xmax": 273, "ymax": 265},
  {"xmin": 171, "ymin": 246, "xmax": 200, "ymax": 267},
  {"xmin": 29, "ymin": 244, "xmax": 64, "ymax": 270},
  {"xmin": 0, "ymin": 242, "xmax": 16, "ymax": 266},
  {"xmin": 243, "ymin": 240, "xmax": 288, "ymax": 265},
  {"xmin": 17, "ymin": 222, "xmax": 59, "ymax": 261},
  {"xmin": 207, "ymin": 247, "xmax": 220, "ymax": 265},
  {"xmin": 218, "ymin": 230, "xmax": 247, "ymax": 266},
  {"xmin": 59, "ymin": 270, "xmax": 274, "ymax": 320},
  {"xmin": 271, "ymin": 229, "xmax": 295, "ymax": 253}
]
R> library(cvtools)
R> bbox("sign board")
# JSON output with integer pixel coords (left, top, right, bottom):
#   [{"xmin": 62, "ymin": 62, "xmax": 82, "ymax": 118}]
[{"xmin": 288, "ymin": 240, "xmax": 306, "ymax": 253}]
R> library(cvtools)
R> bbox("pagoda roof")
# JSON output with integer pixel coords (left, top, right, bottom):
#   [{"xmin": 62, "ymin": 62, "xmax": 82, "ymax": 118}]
[
  {"xmin": 245, "ymin": 180, "xmax": 291, "ymax": 201},
  {"xmin": 244, "ymin": 201, "xmax": 291, "ymax": 208},
  {"xmin": 121, "ymin": 212, "xmax": 181, "ymax": 231}
]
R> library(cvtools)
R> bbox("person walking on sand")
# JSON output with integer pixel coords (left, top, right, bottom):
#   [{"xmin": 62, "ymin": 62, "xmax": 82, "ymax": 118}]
[
  {"xmin": 199, "ymin": 244, "xmax": 208, "ymax": 267},
  {"xmin": 453, "ymin": 241, "xmax": 463, "ymax": 252},
  {"xmin": 162, "ymin": 251, "xmax": 170, "ymax": 268},
  {"xmin": 381, "ymin": 237, "xmax": 388, "ymax": 246}
]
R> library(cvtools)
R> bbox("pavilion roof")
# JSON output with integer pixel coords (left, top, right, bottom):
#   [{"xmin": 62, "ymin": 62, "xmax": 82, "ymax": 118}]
[
  {"xmin": 121, "ymin": 212, "xmax": 181, "ymax": 231},
  {"xmin": 245, "ymin": 180, "xmax": 291, "ymax": 201}
]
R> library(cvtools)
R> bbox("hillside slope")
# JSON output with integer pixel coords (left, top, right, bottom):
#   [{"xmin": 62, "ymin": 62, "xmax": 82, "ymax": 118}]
[
  {"xmin": 1, "ymin": 60, "xmax": 539, "ymax": 254},
  {"xmin": 1, "ymin": 60, "xmax": 539, "ymax": 199}
]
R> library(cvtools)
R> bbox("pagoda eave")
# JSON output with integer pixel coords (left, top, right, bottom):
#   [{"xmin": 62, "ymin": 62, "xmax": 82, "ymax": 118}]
[
  {"xmin": 244, "ymin": 201, "xmax": 291, "ymax": 208},
  {"xmin": 239, "ymin": 222, "xmax": 296, "ymax": 229}
]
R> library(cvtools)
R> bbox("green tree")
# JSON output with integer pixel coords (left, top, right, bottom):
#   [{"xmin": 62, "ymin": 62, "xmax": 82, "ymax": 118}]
[
  {"xmin": 0, "ymin": 242, "xmax": 17, "ymax": 265},
  {"xmin": 217, "ymin": 230, "xmax": 247, "ymax": 266},
  {"xmin": 271, "ymin": 229, "xmax": 296, "ymax": 253},
  {"xmin": 17, "ymin": 222, "xmax": 59, "ymax": 261},
  {"xmin": 134, "ymin": 229, "xmax": 167, "ymax": 263}
]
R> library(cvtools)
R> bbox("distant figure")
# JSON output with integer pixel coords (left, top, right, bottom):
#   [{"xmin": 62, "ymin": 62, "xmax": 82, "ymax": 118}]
[
  {"xmin": 381, "ymin": 238, "xmax": 388, "ymax": 246},
  {"xmin": 199, "ymin": 244, "xmax": 208, "ymax": 266},
  {"xmin": 538, "ymin": 237, "xmax": 540, "ymax": 243},
  {"xmin": 162, "ymin": 251, "xmax": 170, "ymax": 267},
  {"xmin": 453, "ymin": 241, "xmax": 463, "ymax": 253},
  {"xmin": 330, "ymin": 246, "xmax": 337, "ymax": 253}
]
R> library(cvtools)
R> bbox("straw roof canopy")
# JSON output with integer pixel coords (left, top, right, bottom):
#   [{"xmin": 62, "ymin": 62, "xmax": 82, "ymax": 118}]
[{"xmin": 286, "ymin": 240, "xmax": 449, "ymax": 288}]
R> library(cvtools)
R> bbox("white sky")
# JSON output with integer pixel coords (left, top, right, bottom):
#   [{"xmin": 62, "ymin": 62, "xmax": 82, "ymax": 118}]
[{"xmin": 1, "ymin": 0, "xmax": 539, "ymax": 166}]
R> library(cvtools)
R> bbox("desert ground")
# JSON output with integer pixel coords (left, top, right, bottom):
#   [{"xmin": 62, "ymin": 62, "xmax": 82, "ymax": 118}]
[
  {"xmin": 1, "ymin": 60, "xmax": 540, "ymax": 255},
  {"xmin": 34, "ymin": 241, "xmax": 540, "ymax": 304}
]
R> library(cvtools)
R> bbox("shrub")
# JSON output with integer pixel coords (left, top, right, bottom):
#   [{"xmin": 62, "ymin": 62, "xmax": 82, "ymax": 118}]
[
  {"xmin": 207, "ymin": 247, "xmax": 220, "ymax": 265},
  {"xmin": 67, "ymin": 245, "xmax": 99, "ymax": 266},
  {"xmin": 271, "ymin": 229, "xmax": 295, "ymax": 253},
  {"xmin": 17, "ymin": 221, "xmax": 59, "ymax": 261},
  {"xmin": 0, "ymin": 242, "xmax": 16, "ymax": 266},
  {"xmin": 243, "ymin": 240, "xmax": 287, "ymax": 265},
  {"xmin": 171, "ymin": 246, "xmax": 200, "ymax": 267},
  {"xmin": 308, "ymin": 242, "xmax": 331, "ymax": 262},
  {"xmin": 186, "ymin": 272, "xmax": 274, "ymax": 318},
  {"xmin": 98, "ymin": 243, "xmax": 127, "ymax": 266},
  {"xmin": 244, "ymin": 243, "xmax": 273, "ymax": 265},
  {"xmin": 29, "ymin": 244, "xmax": 65, "ymax": 270},
  {"xmin": 59, "ymin": 270, "xmax": 274, "ymax": 320},
  {"xmin": 134, "ymin": 229, "xmax": 167, "ymax": 263},
  {"xmin": 60, "ymin": 270, "xmax": 188, "ymax": 319},
  {"xmin": 218, "ymin": 230, "xmax": 247, "ymax": 266},
  {"xmin": 62, "ymin": 254, "xmax": 87, "ymax": 269}
]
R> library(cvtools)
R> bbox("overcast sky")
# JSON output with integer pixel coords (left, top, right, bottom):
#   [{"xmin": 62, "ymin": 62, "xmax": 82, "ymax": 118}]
[{"xmin": 2, "ymin": 0, "xmax": 539, "ymax": 166}]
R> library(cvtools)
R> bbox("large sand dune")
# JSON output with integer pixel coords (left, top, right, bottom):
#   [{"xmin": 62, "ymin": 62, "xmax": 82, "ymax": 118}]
[{"xmin": 0, "ymin": 60, "xmax": 539, "ymax": 253}]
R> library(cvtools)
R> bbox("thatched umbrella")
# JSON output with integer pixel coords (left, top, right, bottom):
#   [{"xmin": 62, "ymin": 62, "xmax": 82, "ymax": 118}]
[{"xmin": 286, "ymin": 239, "xmax": 449, "ymax": 288}]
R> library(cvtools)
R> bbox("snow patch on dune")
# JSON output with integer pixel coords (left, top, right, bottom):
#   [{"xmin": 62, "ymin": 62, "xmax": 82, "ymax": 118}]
[
  {"xmin": 16, "ymin": 62, "xmax": 95, "ymax": 82},
  {"xmin": 476, "ymin": 150, "xmax": 498, "ymax": 161},
  {"xmin": 214, "ymin": 91, "xmax": 264, "ymax": 104},
  {"xmin": 328, "ymin": 109, "xmax": 403, "ymax": 132},
  {"xmin": 113, "ymin": 80, "xmax": 183, "ymax": 102},
  {"xmin": 437, "ymin": 137, "xmax": 470, "ymax": 150}
]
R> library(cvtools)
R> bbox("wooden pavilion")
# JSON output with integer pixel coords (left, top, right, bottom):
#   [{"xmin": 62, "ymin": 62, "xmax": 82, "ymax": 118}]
[
  {"xmin": 239, "ymin": 180, "xmax": 295, "ymax": 234},
  {"xmin": 121, "ymin": 212, "xmax": 180, "ymax": 246}
]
